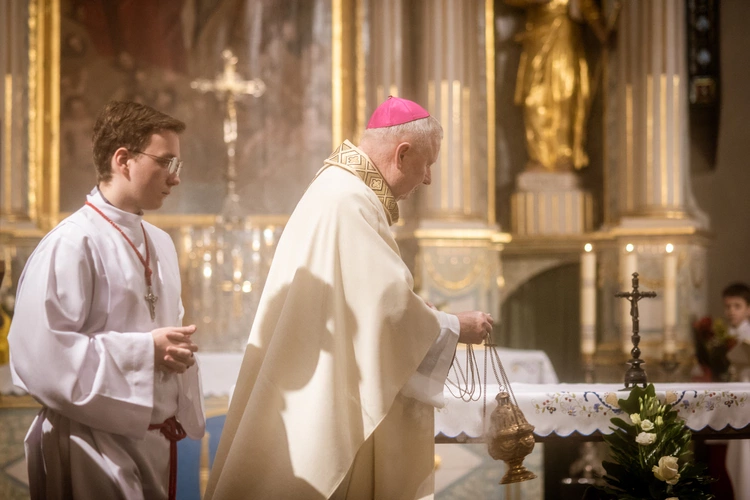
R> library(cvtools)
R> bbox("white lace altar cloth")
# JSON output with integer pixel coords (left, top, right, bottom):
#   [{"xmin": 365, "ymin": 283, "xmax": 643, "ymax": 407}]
[{"xmin": 439, "ymin": 382, "xmax": 750, "ymax": 439}]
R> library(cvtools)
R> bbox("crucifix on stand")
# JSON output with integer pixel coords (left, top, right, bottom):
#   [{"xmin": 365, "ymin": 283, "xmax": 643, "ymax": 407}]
[
  {"xmin": 615, "ymin": 272, "xmax": 657, "ymax": 389},
  {"xmin": 191, "ymin": 49, "xmax": 266, "ymax": 219},
  {"xmin": 189, "ymin": 49, "xmax": 267, "ymax": 332}
]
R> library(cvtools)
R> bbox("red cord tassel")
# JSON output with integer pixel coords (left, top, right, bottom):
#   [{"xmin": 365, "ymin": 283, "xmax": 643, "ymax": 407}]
[{"xmin": 149, "ymin": 416, "xmax": 187, "ymax": 500}]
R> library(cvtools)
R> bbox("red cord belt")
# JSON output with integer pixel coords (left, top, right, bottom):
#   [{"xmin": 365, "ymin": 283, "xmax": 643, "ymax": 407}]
[{"xmin": 149, "ymin": 416, "xmax": 187, "ymax": 500}]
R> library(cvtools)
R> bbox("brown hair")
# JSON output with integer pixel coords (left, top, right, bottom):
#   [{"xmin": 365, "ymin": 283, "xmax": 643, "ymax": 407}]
[
  {"xmin": 722, "ymin": 282, "xmax": 750, "ymax": 305},
  {"xmin": 92, "ymin": 101, "xmax": 185, "ymax": 182}
]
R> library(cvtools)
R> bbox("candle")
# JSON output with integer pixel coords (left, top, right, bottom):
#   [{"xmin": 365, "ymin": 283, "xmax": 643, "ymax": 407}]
[
  {"xmin": 620, "ymin": 244, "xmax": 638, "ymax": 355},
  {"xmin": 663, "ymin": 244, "xmax": 677, "ymax": 355},
  {"xmin": 580, "ymin": 243, "xmax": 597, "ymax": 355}
]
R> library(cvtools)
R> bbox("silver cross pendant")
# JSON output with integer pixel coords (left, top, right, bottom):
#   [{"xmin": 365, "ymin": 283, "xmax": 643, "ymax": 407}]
[{"xmin": 145, "ymin": 286, "xmax": 159, "ymax": 321}]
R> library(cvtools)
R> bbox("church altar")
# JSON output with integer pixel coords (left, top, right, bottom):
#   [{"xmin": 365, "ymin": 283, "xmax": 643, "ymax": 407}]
[
  {"xmin": 439, "ymin": 382, "xmax": 750, "ymax": 441},
  {"xmin": 7, "ymin": 356, "xmax": 749, "ymax": 441}
]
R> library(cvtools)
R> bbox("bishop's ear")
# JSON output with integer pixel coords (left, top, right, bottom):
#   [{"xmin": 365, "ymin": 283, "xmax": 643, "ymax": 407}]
[{"xmin": 395, "ymin": 142, "xmax": 411, "ymax": 167}]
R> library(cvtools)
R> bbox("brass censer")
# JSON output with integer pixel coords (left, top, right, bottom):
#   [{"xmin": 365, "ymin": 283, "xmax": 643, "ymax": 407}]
[
  {"xmin": 484, "ymin": 341, "xmax": 537, "ymax": 484},
  {"xmin": 448, "ymin": 340, "xmax": 537, "ymax": 484},
  {"xmin": 487, "ymin": 391, "xmax": 537, "ymax": 483}
]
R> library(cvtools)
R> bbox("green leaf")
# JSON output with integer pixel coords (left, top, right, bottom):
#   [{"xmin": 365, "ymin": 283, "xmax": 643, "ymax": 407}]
[
  {"xmin": 610, "ymin": 417, "xmax": 635, "ymax": 431},
  {"xmin": 596, "ymin": 383, "xmax": 717, "ymax": 499}
]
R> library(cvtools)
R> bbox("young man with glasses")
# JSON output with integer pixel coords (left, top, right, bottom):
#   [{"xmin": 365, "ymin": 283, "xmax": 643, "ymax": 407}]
[{"xmin": 9, "ymin": 101, "xmax": 205, "ymax": 500}]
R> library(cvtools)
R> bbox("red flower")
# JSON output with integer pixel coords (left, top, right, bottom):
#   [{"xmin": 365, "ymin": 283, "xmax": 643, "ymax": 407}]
[
  {"xmin": 692, "ymin": 315, "xmax": 735, "ymax": 382},
  {"xmin": 695, "ymin": 316, "xmax": 712, "ymax": 332},
  {"xmin": 693, "ymin": 316, "xmax": 714, "ymax": 341}
]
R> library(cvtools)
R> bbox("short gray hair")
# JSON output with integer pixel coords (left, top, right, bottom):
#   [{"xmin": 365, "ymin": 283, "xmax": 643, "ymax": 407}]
[{"xmin": 361, "ymin": 115, "xmax": 443, "ymax": 149}]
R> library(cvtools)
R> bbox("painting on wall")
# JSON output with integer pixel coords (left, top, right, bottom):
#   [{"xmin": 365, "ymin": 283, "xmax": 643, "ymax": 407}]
[{"xmin": 59, "ymin": 0, "xmax": 332, "ymax": 216}]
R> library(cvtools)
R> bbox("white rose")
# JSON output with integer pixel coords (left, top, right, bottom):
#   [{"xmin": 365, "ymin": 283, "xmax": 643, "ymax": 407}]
[
  {"xmin": 630, "ymin": 413, "xmax": 641, "ymax": 425},
  {"xmin": 636, "ymin": 432, "xmax": 657, "ymax": 445},
  {"xmin": 652, "ymin": 456, "xmax": 680, "ymax": 485},
  {"xmin": 641, "ymin": 419, "xmax": 654, "ymax": 431}
]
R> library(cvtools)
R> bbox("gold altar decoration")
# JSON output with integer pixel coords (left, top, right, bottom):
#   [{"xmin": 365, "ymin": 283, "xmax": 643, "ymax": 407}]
[
  {"xmin": 0, "ymin": 260, "xmax": 7, "ymax": 365},
  {"xmin": 507, "ymin": 0, "xmax": 618, "ymax": 172}
]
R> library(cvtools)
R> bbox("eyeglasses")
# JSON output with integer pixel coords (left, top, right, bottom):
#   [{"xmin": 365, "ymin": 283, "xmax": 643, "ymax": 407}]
[{"xmin": 131, "ymin": 150, "xmax": 183, "ymax": 176}]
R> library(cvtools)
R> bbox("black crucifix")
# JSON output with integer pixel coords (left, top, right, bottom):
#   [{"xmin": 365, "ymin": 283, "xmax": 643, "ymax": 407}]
[{"xmin": 615, "ymin": 272, "xmax": 657, "ymax": 389}]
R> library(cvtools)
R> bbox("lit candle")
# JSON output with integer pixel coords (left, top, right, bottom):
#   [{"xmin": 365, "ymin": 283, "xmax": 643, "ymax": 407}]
[
  {"xmin": 620, "ymin": 243, "xmax": 638, "ymax": 355},
  {"xmin": 580, "ymin": 243, "xmax": 597, "ymax": 355},
  {"xmin": 663, "ymin": 244, "xmax": 677, "ymax": 355}
]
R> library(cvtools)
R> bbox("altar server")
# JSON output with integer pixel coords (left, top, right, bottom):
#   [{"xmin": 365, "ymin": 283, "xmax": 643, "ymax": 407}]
[
  {"xmin": 9, "ymin": 101, "xmax": 205, "ymax": 500},
  {"xmin": 723, "ymin": 283, "xmax": 750, "ymax": 498}
]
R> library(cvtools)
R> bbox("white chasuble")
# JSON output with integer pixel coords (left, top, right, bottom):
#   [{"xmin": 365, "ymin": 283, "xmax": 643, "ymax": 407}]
[
  {"xmin": 205, "ymin": 142, "xmax": 458, "ymax": 500},
  {"xmin": 8, "ymin": 189, "xmax": 205, "ymax": 500}
]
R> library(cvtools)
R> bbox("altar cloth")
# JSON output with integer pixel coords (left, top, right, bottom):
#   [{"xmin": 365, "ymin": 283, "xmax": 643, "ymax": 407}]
[{"xmin": 438, "ymin": 382, "xmax": 750, "ymax": 439}]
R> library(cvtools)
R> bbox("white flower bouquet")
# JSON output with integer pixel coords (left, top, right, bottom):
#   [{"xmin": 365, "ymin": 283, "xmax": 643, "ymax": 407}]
[{"xmin": 592, "ymin": 384, "xmax": 715, "ymax": 499}]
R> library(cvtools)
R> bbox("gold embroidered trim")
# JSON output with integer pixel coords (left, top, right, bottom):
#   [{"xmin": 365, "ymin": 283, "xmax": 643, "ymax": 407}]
[{"xmin": 323, "ymin": 140, "xmax": 399, "ymax": 225}]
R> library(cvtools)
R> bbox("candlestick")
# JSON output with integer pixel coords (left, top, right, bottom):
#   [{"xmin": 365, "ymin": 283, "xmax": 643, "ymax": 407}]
[
  {"xmin": 580, "ymin": 243, "xmax": 597, "ymax": 356},
  {"xmin": 663, "ymin": 244, "xmax": 677, "ymax": 356}
]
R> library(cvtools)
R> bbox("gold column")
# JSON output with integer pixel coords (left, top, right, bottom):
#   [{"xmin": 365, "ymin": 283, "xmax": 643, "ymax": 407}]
[
  {"xmin": 368, "ymin": 0, "xmax": 404, "ymax": 106},
  {"xmin": 616, "ymin": 0, "xmax": 690, "ymax": 219},
  {"xmin": 332, "ymin": 0, "xmax": 358, "ymax": 146},
  {"xmin": 29, "ymin": 0, "xmax": 60, "ymax": 230},
  {"xmin": 1, "ymin": 0, "xmax": 59, "ymax": 309},
  {"xmin": 418, "ymin": 0, "xmax": 489, "ymax": 222},
  {"xmin": 409, "ymin": 0, "xmax": 505, "ymax": 316},
  {"xmin": 1, "ymin": 0, "xmax": 59, "ymax": 231}
]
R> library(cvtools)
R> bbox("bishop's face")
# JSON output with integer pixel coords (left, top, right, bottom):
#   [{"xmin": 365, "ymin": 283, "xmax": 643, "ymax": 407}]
[
  {"xmin": 127, "ymin": 131, "xmax": 182, "ymax": 212},
  {"xmin": 398, "ymin": 138, "xmax": 439, "ymax": 200}
]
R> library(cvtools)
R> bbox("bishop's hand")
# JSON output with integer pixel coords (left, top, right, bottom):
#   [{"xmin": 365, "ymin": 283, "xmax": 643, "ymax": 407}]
[
  {"xmin": 456, "ymin": 311, "xmax": 494, "ymax": 345},
  {"xmin": 152, "ymin": 325, "xmax": 199, "ymax": 374}
]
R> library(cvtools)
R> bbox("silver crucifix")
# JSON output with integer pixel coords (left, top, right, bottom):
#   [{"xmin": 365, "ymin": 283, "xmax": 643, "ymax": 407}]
[
  {"xmin": 191, "ymin": 49, "xmax": 265, "ymax": 218},
  {"xmin": 145, "ymin": 286, "xmax": 159, "ymax": 321}
]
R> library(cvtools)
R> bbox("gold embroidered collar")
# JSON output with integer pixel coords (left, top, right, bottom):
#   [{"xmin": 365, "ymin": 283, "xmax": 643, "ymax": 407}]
[{"xmin": 322, "ymin": 140, "xmax": 399, "ymax": 225}]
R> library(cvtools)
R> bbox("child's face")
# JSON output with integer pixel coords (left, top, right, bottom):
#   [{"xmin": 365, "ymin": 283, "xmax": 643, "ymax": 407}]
[{"xmin": 723, "ymin": 296, "xmax": 750, "ymax": 328}]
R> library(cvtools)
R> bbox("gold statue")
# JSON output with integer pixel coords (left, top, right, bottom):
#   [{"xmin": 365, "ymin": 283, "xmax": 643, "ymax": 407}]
[{"xmin": 507, "ymin": 0, "xmax": 619, "ymax": 172}]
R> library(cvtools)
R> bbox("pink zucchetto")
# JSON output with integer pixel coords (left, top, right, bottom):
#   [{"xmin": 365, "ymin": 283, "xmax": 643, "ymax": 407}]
[{"xmin": 366, "ymin": 96, "xmax": 431, "ymax": 129}]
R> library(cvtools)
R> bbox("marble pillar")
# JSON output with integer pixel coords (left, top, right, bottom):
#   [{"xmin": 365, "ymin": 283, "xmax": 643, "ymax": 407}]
[
  {"xmin": 608, "ymin": 0, "xmax": 709, "ymax": 363},
  {"xmin": 406, "ymin": 0, "xmax": 506, "ymax": 317},
  {"xmin": 614, "ymin": 0, "xmax": 702, "ymax": 224}
]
